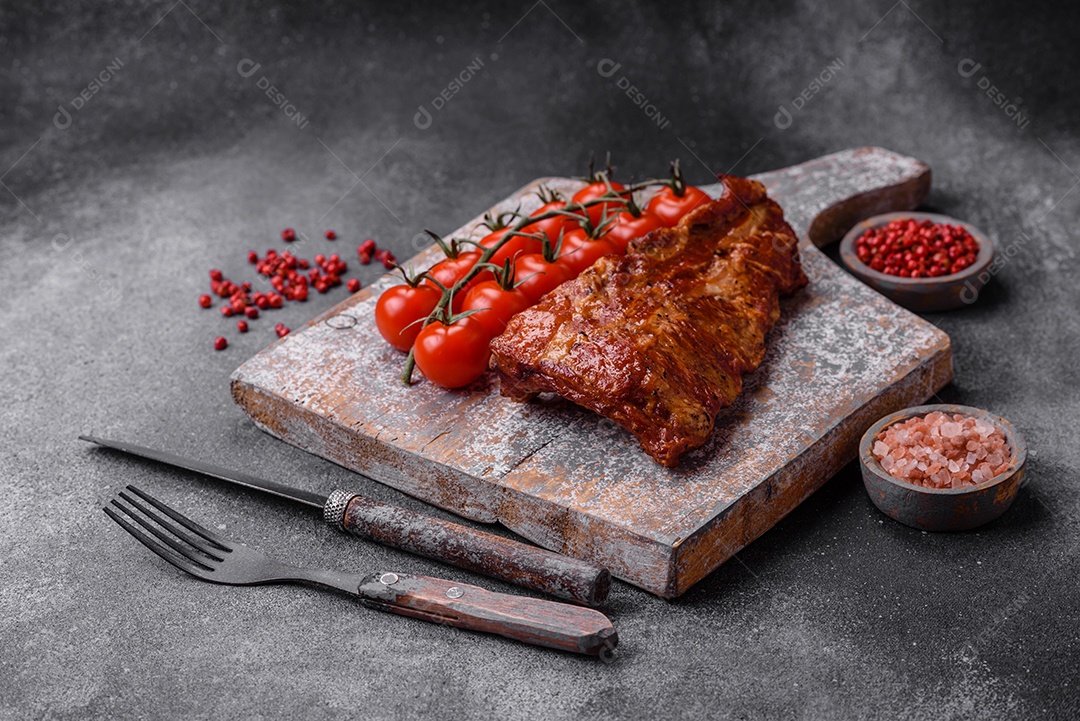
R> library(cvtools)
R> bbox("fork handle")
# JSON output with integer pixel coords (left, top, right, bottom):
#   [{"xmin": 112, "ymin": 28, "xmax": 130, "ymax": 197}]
[{"xmin": 356, "ymin": 572, "xmax": 617, "ymax": 657}]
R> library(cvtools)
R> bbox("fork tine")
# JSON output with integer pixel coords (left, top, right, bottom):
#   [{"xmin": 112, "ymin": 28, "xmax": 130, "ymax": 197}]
[
  {"xmin": 103, "ymin": 505, "xmax": 212, "ymax": 576},
  {"xmin": 125, "ymin": 485, "xmax": 231, "ymax": 551},
  {"xmin": 110, "ymin": 496, "xmax": 224, "ymax": 569},
  {"xmin": 116, "ymin": 492, "xmax": 225, "ymax": 561},
  {"xmin": 117, "ymin": 487, "xmax": 226, "ymax": 561}
]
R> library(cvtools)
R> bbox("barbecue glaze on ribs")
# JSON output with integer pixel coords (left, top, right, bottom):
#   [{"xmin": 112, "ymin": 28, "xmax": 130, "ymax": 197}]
[{"xmin": 489, "ymin": 175, "xmax": 808, "ymax": 467}]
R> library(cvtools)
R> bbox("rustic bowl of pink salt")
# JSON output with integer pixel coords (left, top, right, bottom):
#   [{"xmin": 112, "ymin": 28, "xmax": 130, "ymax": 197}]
[{"xmin": 859, "ymin": 404, "xmax": 1027, "ymax": 531}]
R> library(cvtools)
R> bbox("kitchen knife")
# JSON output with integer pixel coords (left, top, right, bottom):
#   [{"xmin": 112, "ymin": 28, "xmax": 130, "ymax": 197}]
[{"xmin": 79, "ymin": 435, "xmax": 611, "ymax": 606}]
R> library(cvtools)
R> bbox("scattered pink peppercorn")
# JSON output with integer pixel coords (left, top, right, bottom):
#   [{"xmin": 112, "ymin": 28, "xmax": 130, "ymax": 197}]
[
  {"xmin": 203, "ymin": 232, "xmax": 380, "ymax": 351},
  {"xmin": 213, "ymin": 336, "xmax": 228, "ymax": 351}
]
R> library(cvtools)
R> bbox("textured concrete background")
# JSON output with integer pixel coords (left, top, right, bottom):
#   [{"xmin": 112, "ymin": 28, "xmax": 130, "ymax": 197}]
[{"xmin": 1, "ymin": 1, "xmax": 1078, "ymax": 719}]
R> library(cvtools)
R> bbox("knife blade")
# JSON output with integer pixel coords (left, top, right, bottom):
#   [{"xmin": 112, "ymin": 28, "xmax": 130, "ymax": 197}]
[
  {"xmin": 80, "ymin": 435, "xmax": 610, "ymax": 606},
  {"xmin": 81, "ymin": 435, "xmax": 327, "ymax": 508}
]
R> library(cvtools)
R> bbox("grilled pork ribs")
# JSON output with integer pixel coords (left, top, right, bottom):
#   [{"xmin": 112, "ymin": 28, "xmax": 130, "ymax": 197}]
[{"xmin": 489, "ymin": 175, "xmax": 808, "ymax": 467}]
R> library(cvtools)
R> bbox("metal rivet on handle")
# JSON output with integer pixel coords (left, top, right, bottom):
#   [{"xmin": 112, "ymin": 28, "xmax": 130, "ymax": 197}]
[
  {"xmin": 380, "ymin": 573, "xmax": 399, "ymax": 585},
  {"xmin": 446, "ymin": 587, "xmax": 464, "ymax": 599}
]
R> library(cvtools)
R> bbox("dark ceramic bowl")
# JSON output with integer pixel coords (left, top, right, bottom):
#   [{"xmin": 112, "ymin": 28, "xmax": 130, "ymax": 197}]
[
  {"xmin": 839, "ymin": 212, "xmax": 995, "ymax": 312},
  {"xmin": 859, "ymin": 404, "xmax": 1027, "ymax": 532}
]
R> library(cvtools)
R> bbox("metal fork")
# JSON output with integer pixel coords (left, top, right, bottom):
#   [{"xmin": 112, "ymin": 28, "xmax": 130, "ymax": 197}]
[{"xmin": 103, "ymin": 485, "xmax": 617, "ymax": 656}]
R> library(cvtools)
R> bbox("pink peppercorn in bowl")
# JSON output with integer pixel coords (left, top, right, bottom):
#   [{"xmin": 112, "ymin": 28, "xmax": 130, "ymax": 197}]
[
  {"xmin": 839, "ymin": 212, "xmax": 995, "ymax": 312},
  {"xmin": 859, "ymin": 404, "xmax": 1027, "ymax": 532}
]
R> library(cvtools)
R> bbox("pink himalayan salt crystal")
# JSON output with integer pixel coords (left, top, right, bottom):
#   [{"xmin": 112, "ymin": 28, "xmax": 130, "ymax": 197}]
[{"xmin": 871, "ymin": 412, "xmax": 1012, "ymax": 489}]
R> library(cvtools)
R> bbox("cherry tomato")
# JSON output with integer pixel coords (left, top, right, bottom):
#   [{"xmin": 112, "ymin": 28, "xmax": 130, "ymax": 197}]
[
  {"xmin": 646, "ymin": 185, "xmax": 711, "ymax": 226},
  {"xmin": 602, "ymin": 211, "xmax": 665, "ymax": 253},
  {"xmin": 374, "ymin": 283, "xmax": 443, "ymax": 352},
  {"xmin": 425, "ymin": 252, "xmax": 480, "ymax": 290},
  {"xmin": 424, "ymin": 251, "xmax": 481, "ymax": 310},
  {"xmin": 513, "ymin": 253, "xmax": 573, "ymax": 303},
  {"xmin": 572, "ymin": 180, "xmax": 628, "ymax": 226},
  {"xmin": 460, "ymin": 281, "xmax": 531, "ymax": 338},
  {"xmin": 413, "ymin": 316, "xmax": 492, "ymax": 389},
  {"xmin": 556, "ymin": 229, "xmax": 618, "ymax": 276},
  {"xmin": 523, "ymin": 201, "xmax": 581, "ymax": 244},
  {"xmin": 479, "ymin": 228, "xmax": 543, "ymax": 276}
]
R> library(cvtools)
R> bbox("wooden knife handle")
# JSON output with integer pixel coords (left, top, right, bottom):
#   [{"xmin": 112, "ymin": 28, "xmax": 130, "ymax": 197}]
[
  {"xmin": 356, "ymin": 572, "xmax": 618, "ymax": 657},
  {"xmin": 327, "ymin": 492, "xmax": 611, "ymax": 606}
]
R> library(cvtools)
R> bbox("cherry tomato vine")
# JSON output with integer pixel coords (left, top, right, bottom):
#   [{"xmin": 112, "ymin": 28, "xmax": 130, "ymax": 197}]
[{"xmin": 374, "ymin": 158, "xmax": 708, "ymax": 389}]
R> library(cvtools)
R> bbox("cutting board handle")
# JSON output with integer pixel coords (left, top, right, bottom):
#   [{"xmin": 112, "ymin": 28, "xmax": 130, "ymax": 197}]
[{"xmin": 749, "ymin": 146, "xmax": 931, "ymax": 247}]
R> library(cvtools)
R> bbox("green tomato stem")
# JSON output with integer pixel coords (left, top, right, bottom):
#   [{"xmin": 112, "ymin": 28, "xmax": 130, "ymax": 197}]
[{"xmin": 401, "ymin": 347, "xmax": 417, "ymax": 385}]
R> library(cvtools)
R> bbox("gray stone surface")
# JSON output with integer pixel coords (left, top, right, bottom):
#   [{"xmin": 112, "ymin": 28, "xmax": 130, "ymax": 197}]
[{"xmin": 1, "ymin": 1, "xmax": 1077, "ymax": 719}]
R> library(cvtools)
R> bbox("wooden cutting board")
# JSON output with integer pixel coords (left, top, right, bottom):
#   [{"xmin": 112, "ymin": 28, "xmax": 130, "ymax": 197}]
[{"xmin": 231, "ymin": 147, "xmax": 952, "ymax": 598}]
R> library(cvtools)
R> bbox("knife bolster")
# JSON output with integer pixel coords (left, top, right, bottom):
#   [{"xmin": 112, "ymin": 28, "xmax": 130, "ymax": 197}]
[{"xmin": 323, "ymin": 489, "xmax": 356, "ymax": 528}]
